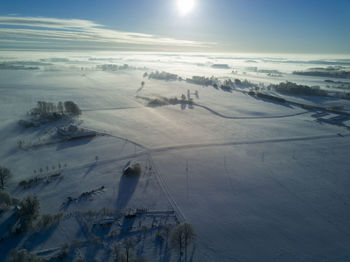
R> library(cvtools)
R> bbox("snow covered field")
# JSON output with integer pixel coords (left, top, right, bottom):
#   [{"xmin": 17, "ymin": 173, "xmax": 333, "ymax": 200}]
[{"xmin": 1, "ymin": 51, "xmax": 350, "ymax": 261}]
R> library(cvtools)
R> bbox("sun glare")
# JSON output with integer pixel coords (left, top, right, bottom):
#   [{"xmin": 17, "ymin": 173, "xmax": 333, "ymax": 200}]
[{"xmin": 177, "ymin": 0, "xmax": 195, "ymax": 16}]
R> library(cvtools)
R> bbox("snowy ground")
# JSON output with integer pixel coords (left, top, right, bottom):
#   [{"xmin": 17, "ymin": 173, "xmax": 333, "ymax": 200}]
[{"xmin": 0, "ymin": 51, "xmax": 350, "ymax": 261}]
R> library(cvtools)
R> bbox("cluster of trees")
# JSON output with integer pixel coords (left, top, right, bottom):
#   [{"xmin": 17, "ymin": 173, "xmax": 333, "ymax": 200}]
[
  {"xmin": 30, "ymin": 101, "xmax": 81, "ymax": 119},
  {"xmin": 148, "ymin": 71, "xmax": 180, "ymax": 81},
  {"xmin": 112, "ymin": 222, "xmax": 195, "ymax": 262},
  {"xmin": 232, "ymin": 78, "xmax": 256, "ymax": 88},
  {"xmin": 186, "ymin": 76, "xmax": 255, "ymax": 91},
  {"xmin": 170, "ymin": 222, "xmax": 196, "ymax": 261},
  {"xmin": 271, "ymin": 81, "xmax": 327, "ymax": 96},
  {"xmin": 186, "ymin": 76, "xmax": 219, "ymax": 86},
  {"xmin": 97, "ymin": 64, "xmax": 130, "ymax": 71},
  {"xmin": 33, "ymin": 163, "xmax": 67, "ymax": 174},
  {"xmin": 17, "ymin": 195, "xmax": 40, "ymax": 232},
  {"xmin": 113, "ymin": 238, "xmax": 146, "ymax": 262},
  {"xmin": 19, "ymin": 172, "xmax": 63, "ymax": 188},
  {"xmin": 293, "ymin": 66, "xmax": 350, "ymax": 79},
  {"xmin": 147, "ymin": 95, "xmax": 193, "ymax": 107}
]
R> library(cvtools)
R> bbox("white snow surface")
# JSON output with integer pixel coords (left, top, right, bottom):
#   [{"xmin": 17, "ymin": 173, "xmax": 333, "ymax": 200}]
[{"xmin": 0, "ymin": 51, "xmax": 350, "ymax": 262}]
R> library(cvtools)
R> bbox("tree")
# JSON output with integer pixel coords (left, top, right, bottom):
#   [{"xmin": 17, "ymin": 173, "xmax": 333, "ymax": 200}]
[
  {"xmin": 0, "ymin": 166, "xmax": 12, "ymax": 190},
  {"xmin": 64, "ymin": 101, "xmax": 81, "ymax": 116},
  {"xmin": 17, "ymin": 195, "xmax": 40, "ymax": 231},
  {"xmin": 57, "ymin": 101, "xmax": 64, "ymax": 114},
  {"xmin": 170, "ymin": 222, "xmax": 196, "ymax": 261},
  {"xmin": 124, "ymin": 238, "xmax": 134, "ymax": 262},
  {"xmin": 113, "ymin": 243, "xmax": 126, "ymax": 262}
]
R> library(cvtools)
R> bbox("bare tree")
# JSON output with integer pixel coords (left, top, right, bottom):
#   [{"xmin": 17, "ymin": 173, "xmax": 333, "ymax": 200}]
[
  {"xmin": 113, "ymin": 243, "xmax": 126, "ymax": 262},
  {"xmin": 0, "ymin": 166, "xmax": 12, "ymax": 190},
  {"xmin": 170, "ymin": 222, "xmax": 196, "ymax": 261},
  {"xmin": 18, "ymin": 195, "xmax": 40, "ymax": 231},
  {"xmin": 57, "ymin": 101, "xmax": 64, "ymax": 114},
  {"xmin": 124, "ymin": 238, "xmax": 134, "ymax": 262}
]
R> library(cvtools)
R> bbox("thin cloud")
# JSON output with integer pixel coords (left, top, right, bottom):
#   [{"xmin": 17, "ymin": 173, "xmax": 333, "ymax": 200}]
[{"xmin": 0, "ymin": 16, "xmax": 209, "ymax": 50}]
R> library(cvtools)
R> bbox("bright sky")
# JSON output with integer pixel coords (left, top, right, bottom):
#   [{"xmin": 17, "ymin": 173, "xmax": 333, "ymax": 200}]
[{"xmin": 0, "ymin": 0, "xmax": 349, "ymax": 54}]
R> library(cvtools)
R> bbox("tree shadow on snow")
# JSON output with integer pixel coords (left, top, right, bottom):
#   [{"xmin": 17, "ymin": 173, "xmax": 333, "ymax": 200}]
[
  {"xmin": 84, "ymin": 162, "xmax": 97, "ymax": 178},
  {"xmin": 22, "ymin": 225, "xmax": 58, "ymax": 251},
  {"xmin": 56, "ymin": 136, "xmax": 94, "ymax": 151},
  {"xmin": 250, "ymin": 95, "xmax": 293, "ymax": 108},
  {"xmin": 115, "ymin": 174, "xmax": 140, "ymax": 210}
]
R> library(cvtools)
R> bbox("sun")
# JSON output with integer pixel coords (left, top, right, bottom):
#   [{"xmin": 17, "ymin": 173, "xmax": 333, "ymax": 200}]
[{"xmin": 177, "ymin": 0, "xmax": 195, "ymax": 16}]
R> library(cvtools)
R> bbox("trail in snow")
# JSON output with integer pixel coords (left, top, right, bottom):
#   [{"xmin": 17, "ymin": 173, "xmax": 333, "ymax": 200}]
[
  {"xmin": 81, "ymin": 106, "xmax": 141, "ymax": 112},
  {"xmin": 149, "ymin": 133, "xmax": 350, "ymax": 154},
  {"xmin": 193, "ymin": 102, "xmax": 308, "ymax": 120},
  {"xmin": 147, "ymin": 153, "xmax": 187, "ymax": 222},
  {"xmin": 224, "ymin": 156, "xmax": 236, "ymax": 196}
]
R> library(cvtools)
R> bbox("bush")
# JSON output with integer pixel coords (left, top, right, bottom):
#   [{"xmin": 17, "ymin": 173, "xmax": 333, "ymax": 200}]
[{"xmin": 6, "ymin": 249, "xmax": 45, "ymax": 262}]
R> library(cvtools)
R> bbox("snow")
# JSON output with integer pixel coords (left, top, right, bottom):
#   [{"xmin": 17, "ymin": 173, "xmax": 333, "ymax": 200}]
[{"xmin": 0, "ymin": 51, "xmax": 350, "ymax": 261}]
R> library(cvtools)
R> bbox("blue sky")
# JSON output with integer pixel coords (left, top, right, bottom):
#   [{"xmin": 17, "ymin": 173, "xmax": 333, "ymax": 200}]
[{"xmin": 0, "ymin": 0, "xmax": 349, "ymax": 53}]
